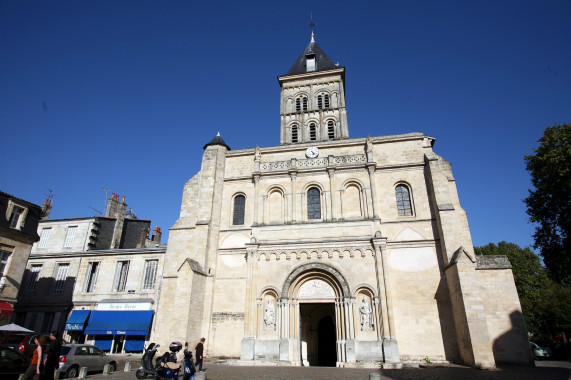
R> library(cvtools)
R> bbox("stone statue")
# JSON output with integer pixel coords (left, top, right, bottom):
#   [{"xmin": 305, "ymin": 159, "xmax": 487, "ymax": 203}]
[
  {"xmin": 359, "ymin": 297, "xmax": 373, "ymax": 330},
  {"xmin": 264, "ymin": 299, "xmax": 275, "ymax": 329},
  {"xmin": 254, "ymin": 145, "xmax": 261, "ymax": 161}
]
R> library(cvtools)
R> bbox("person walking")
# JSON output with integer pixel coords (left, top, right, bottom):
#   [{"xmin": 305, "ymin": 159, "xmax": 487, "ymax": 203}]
[
  {"xmin": 43, "ymin": 331, "xmax": 62, "ymax": 380},
  {"xmin": 194, "ymin": 337, "xmax": 205, "ymax": 371},
  {"xmin": 21, "ymin": 335, "xmax": 46, "ymax": 380}
]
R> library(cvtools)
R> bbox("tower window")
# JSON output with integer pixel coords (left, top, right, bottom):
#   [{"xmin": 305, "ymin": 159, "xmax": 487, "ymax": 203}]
[
  {"xmin": 295, "ymin": 96, "xmax": 308, "ymax": 112},
  {"xmin": 318, "ymin": 94, "xmax": 330, "ymax": 110},
  {"xmin": 309, "ymin": 123, "xmax": 317, "ymax": 141},
  {"xmin": 395, "ymin": 184, "xmax": 413, "ymax": 216},
  {"xmin": 233, "ymin": 195, "xmax": 246, "ymax": 225},
  {"xmin": 327, "ymin": 120, "xmax": 335, "ymax": 140},
  {"xmin": 307, "ymin": 187, "xmax": 321, "ymax": 220},
  {"xmin": 292, "ymin": 125, "xmax": 299, "ymax": 143}
]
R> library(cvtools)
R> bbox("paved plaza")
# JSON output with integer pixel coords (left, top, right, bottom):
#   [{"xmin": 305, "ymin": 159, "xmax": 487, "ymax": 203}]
[{"xmin": 77, "ymin": 357, "xmax": 571, "ymax": 380}]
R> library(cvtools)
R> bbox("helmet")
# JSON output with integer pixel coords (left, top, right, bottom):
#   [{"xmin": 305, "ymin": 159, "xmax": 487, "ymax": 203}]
[{"xmin": 169, "ymin": 341, "xmax": 182, "ymax": 352}]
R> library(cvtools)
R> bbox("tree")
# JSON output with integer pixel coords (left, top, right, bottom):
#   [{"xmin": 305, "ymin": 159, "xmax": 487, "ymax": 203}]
[{"xmin": 524, "ymin": 123, "xmax": 571, "ymax": 284}]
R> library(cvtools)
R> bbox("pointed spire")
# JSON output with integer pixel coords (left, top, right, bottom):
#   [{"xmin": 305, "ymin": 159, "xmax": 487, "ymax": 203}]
[
  {"xmin": 311, "ymin": 31, "xmax": 315, "ymax": 43},
  {"xmin": 203, "ymin": 132, "xmax": 231, "ymax": 150}
]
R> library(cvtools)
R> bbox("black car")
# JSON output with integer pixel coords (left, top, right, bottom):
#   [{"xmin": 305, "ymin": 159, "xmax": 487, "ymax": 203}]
[
  {"xmin": 0, "ymin": 347, "xmax": 30, "ymax": 379},
  {"xmin": 0, "ymin": 333, "xmax": 43, "ymax": 358}
]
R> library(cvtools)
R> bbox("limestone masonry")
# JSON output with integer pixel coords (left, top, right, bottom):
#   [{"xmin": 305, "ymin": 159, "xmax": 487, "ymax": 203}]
[{"xmin": 151, "ymin": 34, "xmax": 532, "ymax": 368}]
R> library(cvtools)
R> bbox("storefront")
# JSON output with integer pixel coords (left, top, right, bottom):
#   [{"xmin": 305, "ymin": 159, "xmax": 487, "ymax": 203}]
[
  {"xmin": 64, "ymin": 309, "xmax": 91, "ymax": 343},
  {"xmin": 82, "ymin": 299, "xmax": 154, "ymax": 354}
]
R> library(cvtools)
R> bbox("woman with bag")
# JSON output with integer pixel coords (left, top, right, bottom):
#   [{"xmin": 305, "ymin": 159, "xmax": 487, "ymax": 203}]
[{"xmin": 21, "ymin": 335, "xmax": 46, "ymax": 380}]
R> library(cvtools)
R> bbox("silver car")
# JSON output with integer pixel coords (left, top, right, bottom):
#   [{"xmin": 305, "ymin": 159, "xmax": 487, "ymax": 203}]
[{"xmin": 57, "ymin": 344, "xmax": 117, "ymax": 378}]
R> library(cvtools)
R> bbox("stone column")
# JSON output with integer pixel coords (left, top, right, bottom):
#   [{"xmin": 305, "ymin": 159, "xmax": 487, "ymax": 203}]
[
  {"xmin": 367, "ymin": 164, "xmax": 380, "ymax": 220},
  {"xmin": 262, "ymin": 195, "xmax": 268, "ymax": 225},
  {"xmin": 328, "ymin": 168, "xmax": 337, "ymax": 220},
  {"xmin": 253, "ymin": 175, "xmax": 260, "ymax": 226},
  {"xmin": 289, "ymin": 171, "xmax": 297, "ymax": 223},
  {"xmin": 241, "ymin": 244, "xmax": 259, "ymax": 360},
  {"xmin": 372, "ymin": 237, "xmax": 399, "ymax": 362}
]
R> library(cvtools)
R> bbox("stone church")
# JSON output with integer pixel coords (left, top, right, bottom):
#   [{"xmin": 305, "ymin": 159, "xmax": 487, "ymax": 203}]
[{"xmin": 152, "ymin": 34, "xmax": 532, "ymax": 368}]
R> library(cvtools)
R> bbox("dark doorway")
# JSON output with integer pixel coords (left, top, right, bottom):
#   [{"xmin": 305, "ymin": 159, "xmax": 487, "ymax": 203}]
[
  {"xmin": 300, "ymin": 303, "xmax": 336, "ymax": 367},
  {"xmin": 317, "ymin": 316, "xmax": 337, "ymax": 366}
]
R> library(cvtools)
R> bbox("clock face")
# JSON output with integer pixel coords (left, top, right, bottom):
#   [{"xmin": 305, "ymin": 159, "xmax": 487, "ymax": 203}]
[{"xmin": 306, "ymin": 146, "xmax": 319, "ymax": 158}]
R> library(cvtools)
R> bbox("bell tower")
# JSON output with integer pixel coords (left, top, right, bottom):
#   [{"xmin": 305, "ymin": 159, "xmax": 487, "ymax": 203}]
[{"xmin": 278, "ymin": 32, "xmax": 349, "ymax": 145}]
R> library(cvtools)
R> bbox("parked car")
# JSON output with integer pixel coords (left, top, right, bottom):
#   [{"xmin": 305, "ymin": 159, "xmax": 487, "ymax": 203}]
[
  {"xmin": 0, "ymin": 333, "xmax": 45, "ymax": 358},
  {"xmin": 57, "ymin": 344, "xmax": 117, "ymax": 378},
  {"xmin": 530, "ymin": 342, "xmax": 552, "ymax": 360},
  {"xmin": 0, "ymin": 346, "xmax": 30, "ymax": 379}
]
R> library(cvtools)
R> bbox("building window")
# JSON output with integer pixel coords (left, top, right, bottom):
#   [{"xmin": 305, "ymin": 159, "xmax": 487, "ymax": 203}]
[
  {"xmin": 8, "ymin": 205, "xmax": 25, "ymax": 229},
  {"xmin": 395, "ymin": 184, "xmax": 413, "ymax": 216},
  {"xmin": 142, "ymin": 260, "xmax": 158, "ymax": 291},
  {"xmin": 38, "ymin": 228, "xmax": 51, "ymax": 249},
  {"xmin": 307, "ymin": 187, "xmax": 321, "ymax": 220},
  {"xmin": 309, "ymin": 123, "xmax": 317, "ymax": 141},
  {"xmin": 291, "ymin": 125, "xmax": 299, "ymax": 143},
  {"xmin": 296, "ymin": 96, "xmax": 308, "ymax": 112},
  {"xmin": 112, "ymin": 261, "xmax": 130, "ymax": 292},
  {"xmin": 233, "ymin": 195, "xmax": 246, "ymax": 225},
  {"xmin": 27, "ymin": 265, "xmax": 42, "ymax": 293},
  {"xmin": 327, "ymin": 120, "xmax": 335, "ymax": 140},
  {"xmin": 303, "ymin": 97, "xmax": 308, "ymax": 111},
  {"xmin": 84, "ymin": 262, "xmax": 99, "ymax": 293},
  {"xmin": 63, "ymin": 226, "xmax": 77, "ymax": 248},
  {"xmin": 41, "ymin": 312, "xmax": 55, "ymax": 333},
  {"xmin": 53, "ymin": 263, "xmax": 69, "ymax": 293},
  {"xmin": 0, "ymin": 250, "xmax": 11, "ymax": 277},
  {"xmin": 318, "ymin": 94, "xmax": 330, "ymax": 109}
]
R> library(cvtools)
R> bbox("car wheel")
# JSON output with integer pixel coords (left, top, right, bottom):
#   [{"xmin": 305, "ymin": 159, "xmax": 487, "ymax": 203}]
[
  {"xmin": 108, "ymin": 362, "xmax": 117, "ymax": 372},
  {"xmin": 65, "ymin": 365, "xmax": 79, "ymax": 378}
]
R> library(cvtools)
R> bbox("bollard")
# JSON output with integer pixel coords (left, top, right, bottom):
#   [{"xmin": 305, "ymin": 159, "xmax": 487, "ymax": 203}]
[
  {"xmin": 18, "ymin": 374, "xmax": 24, "ymax": 380},
  {"xmin": 103, "ymin": 363, "xmax": 112, "ymax": 375},
  {"xmin": 54, "ymin": 370, "xmax": 61, "ymax": 380},
  {"xmin": 369, "ymin": 374, "xmax": 381, "ymax": 380},
  {"xmin": 78, "ymin": 367, "xmax": 88, "ymax": 379},
  {"xmin": 124, "ymin": 361, "xmax": 132, "ymax": 372},
  {"xmin": 194, "ymin": 371, "xmax": 206, "ymax": 380}
]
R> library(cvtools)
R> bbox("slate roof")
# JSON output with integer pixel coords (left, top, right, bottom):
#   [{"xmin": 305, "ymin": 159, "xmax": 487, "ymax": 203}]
[
  {"xmin": 286, "ymin": 35, "xmax": 338, "ymax": 75},
  {"xmin": 203, "ymin": 133, "xmax": 231, "ymax": 150}
]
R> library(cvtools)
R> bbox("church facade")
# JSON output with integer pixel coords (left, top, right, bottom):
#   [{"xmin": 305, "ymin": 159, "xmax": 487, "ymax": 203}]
[{"xmin": 152, "ymin": 35, "xmax": 532, "ymax": 368}]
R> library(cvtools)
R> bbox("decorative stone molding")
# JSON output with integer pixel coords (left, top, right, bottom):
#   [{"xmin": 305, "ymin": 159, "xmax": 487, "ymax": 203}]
[
  {"xmin": 280, "ymin": 262, "xmax": 351, "ymax": 298},
  {"xmin": 476, "ymin": 255, "xmax": 512, "ymax": 270},
  {"xmin": 260, "ymin": 154, "xmax": 367, "ymax": 173}
]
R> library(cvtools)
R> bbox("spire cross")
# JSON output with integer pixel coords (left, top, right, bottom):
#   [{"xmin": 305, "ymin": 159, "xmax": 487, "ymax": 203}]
[{"xmin": 309, "ymin": 12, "xmax": 315, "ymax": 42}]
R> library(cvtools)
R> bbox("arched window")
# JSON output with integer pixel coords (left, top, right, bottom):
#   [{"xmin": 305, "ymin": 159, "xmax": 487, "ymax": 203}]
[
  {"xmin": 318, "ymin": 94, "xmax": 330, "ymax": 109},
  {"xmin": 307, "ymin": 187, "xmax": 321, "ymax": 220},
  {"xmin": 309, "ymin": 123, "xmax": 317, "ymax": 141},
  {"xmin": 296, "ymin": 96, "xmax": 308, "ymax": 112},
  {"xmin": 233, "ymin": 195, "xmax": 246, "ymax": 225},
  {"xmin": 395, "ymin": 184, "xmax": 413, "ymax": 216},
  {"xmin": 327, "ymin": 120, "xmax": 335, "ymax": 140},
  {"xmin": 291, "ymin": 125, "xmax": 299, "ymax": 143}
]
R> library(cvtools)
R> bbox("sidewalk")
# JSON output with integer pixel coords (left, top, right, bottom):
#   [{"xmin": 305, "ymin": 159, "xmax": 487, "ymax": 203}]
[{"xmin": 83, "ymin": 358, "xmax": 571, "ymax": 380}]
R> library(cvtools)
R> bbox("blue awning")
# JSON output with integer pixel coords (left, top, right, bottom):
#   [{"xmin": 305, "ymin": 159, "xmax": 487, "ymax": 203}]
[
  {"xmin": 65, "ymin": 310, "xmax": 91, "ymax": 331},
  {"xmin": 84, "ymin": 310, "xmax": 153, "ymax": 336}
]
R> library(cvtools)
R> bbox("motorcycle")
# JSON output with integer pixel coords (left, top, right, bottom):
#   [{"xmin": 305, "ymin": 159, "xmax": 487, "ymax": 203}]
[
  {"xmin": 136, "ymin": 343, "xmax": 159, "ymax": 379},
  {"xmin": 136, "ymin": 342, "xmax": 182, "ymax": 380}
]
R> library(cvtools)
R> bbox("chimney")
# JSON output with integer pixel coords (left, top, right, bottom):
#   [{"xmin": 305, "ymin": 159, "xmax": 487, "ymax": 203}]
[
  {"xmin": 151, "ymin": 227, "xmax": 162, "ymax": 244},
  {"xmin": 107, "ymin": 193, "xmax": 128, "ymax": 249},
  {"xmin": 40, "ymin": 199, "xmax": 52, "ymax": 221}
]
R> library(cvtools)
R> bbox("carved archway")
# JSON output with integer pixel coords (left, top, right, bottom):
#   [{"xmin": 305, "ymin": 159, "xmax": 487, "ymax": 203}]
[{"xmin": 281, "ymin": 263, "xmax": 350, "ymax": 299}]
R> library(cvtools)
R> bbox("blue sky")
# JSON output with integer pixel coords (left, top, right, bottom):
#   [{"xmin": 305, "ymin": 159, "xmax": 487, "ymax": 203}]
[{"xmin": 1, "ymin": 0, "xmax": 570, "ymax": 249}]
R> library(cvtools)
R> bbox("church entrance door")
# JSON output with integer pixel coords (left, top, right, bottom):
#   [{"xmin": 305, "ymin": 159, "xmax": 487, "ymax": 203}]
[{"xmin": 300, "ymin": 302, "xmax": 337, "ymax": 367}]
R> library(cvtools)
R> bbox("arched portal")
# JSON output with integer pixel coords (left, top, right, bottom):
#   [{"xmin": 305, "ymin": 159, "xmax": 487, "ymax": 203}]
[{"xmin": 279, "ymin": 263, "xmax": 354, "ymax": 367}]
